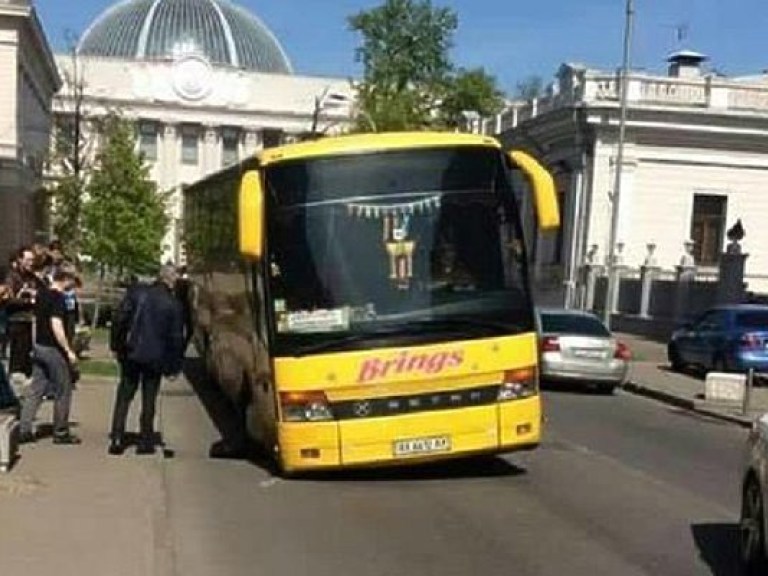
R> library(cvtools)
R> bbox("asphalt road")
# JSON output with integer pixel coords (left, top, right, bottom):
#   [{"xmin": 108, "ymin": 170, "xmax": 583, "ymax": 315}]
[{"xmin": 156, "ymin": 373, "xmax": 750, "ymax": 576}]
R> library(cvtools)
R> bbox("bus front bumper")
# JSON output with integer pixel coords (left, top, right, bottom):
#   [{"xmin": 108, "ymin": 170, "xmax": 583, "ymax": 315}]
[{"xmin": 277, "ymin": 397, "xmax": 541, "ymax": 473}]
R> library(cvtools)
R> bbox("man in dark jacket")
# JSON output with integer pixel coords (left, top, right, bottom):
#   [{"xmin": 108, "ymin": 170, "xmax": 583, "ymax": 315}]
[{"xmin": 108, "ymin": 266, "xmax": 185, "ymax": 455}]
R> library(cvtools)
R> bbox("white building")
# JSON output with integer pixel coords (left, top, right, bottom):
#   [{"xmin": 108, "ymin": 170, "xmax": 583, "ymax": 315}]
[
  {"xmin": 0, "ymin": 0, "xmax": 60, "ymax": 262},
  {"xmin": 487, "ymin": 52, "xmax": 768, "ymax": 303},
  {"xmin": 54, "ymin": 0, "xmax": 355, "ymax": 263}
]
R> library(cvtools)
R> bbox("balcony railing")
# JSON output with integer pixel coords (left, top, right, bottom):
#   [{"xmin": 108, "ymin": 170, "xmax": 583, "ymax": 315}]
[{"xmin": 492, "ymin": 70, "xmax": 768, "ymax": 134}]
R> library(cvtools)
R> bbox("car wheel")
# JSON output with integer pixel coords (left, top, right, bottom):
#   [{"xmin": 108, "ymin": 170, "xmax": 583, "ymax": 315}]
[
  {"xmin": 741, "ymin": 476, "xmax": 768, "ymax": 575},
  {"xmin": 668, "ymin": 344, "xmax": 684, "ymax": 372}
]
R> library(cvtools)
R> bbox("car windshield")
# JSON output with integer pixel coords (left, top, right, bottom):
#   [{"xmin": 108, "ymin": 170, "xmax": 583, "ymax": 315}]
[
  {"xmin": 540, "ymin": 313, "xmax": 610, "ymax": 337},
  {"xmin": 736, "ymin": 311, "xmax": 768, "ymax": 330},
  {"xmin": 264, "ymin": 146, "xmax": 532, "ymax": 356}
]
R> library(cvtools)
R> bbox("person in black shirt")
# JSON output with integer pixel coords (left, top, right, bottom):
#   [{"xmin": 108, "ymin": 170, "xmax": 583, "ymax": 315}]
[{"xmin": 19, "ymin": 263, "xmax": 81, "ymax": 445}]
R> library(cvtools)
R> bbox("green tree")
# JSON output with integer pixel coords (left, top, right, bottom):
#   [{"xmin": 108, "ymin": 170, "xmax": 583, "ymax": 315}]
[
  {"xmin": 48, "ymin": 46, "xmax": 92, "ymax": 255},
  {"xmin": 441, "ymin": 67, "xmax": 505, "ymax": 129},
  {"xmin": 349, "ymin": 0, "xmax": 458, "ymax": 131},
  {"xmin": 515, "ymin": 75, "xmax": 545, "ymax": 100},
  {"xmin": 82, "ymin": 115, "xmax": 169, "ymax": 276}
]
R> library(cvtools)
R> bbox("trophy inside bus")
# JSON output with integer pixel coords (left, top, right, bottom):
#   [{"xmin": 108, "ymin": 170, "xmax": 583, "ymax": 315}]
[
  {"xmin": 347, "ymin": 195, "xmax": 441, "ymax": 291},
  {"xmin": 384, "ymin": 213, "xmax": 415, "ymax": 290}
]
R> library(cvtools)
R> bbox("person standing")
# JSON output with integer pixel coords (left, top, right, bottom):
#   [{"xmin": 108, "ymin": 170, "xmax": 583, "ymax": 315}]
[
  {"xmin": 19, "ymin": 263, "xmax": 81, "ymax": 445},
  {"xmin": 174, "ymin": 265, "xmax": 193, "ymax": 350},
  {"xmin": 0, "ymin": 282, "xmax": 18, "ymax": 412},
  {"xmin": 108, "ymin": 266, "xmax": 185, "ymax": 455},
  {"xmin": 4, "ymin": 247, "xmax": 45, "ymax": 379}
]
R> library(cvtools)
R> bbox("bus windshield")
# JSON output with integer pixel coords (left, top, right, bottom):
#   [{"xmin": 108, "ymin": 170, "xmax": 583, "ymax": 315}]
[{"xmin": 265, "ymin": 146, "xmax": 533, "ymax": 356}]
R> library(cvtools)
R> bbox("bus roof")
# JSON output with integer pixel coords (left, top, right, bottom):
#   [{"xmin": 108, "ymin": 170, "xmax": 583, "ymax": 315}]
[{"xmin": 258, "ymin": 131, "xmax": 502, "ymax": 166}]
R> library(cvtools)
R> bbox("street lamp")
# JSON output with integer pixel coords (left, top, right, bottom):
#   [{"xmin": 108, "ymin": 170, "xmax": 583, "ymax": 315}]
[
  {"xmin": 603, "ymin": 0, "xmax": 635, "ymax": 329},
  {"xmin": 310, "ymin": 87, "xmax": 352, "ymax": 134}
]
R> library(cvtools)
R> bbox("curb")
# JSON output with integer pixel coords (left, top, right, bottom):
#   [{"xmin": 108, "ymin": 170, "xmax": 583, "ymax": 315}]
[{"xmin": 621, "ymin": 381, "xmax": 755, "ymax": 428}]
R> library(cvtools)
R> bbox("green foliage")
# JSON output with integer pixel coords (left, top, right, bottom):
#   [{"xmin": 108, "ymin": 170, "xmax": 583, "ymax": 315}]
[
  {"xmin": 50, "ymin": 173, "xmax": 85, "ymax": 252},
  {"xmin": 348, "ymin": 0, "xmax": 506, "ymax": 132},
  {"xmin": 515, "ymin": 75, "xmax": 545, "ymax": 100},
  {"xmin": 441, "ymin": 67, "xmax": 505, "ymax": 129},
  {"xmin": 349, "ymin": 0, "xmax": 458, "ymax": 132},
  {"xmin": 82, "ymin": 115, "xmax": 169, "ymax": 275}
]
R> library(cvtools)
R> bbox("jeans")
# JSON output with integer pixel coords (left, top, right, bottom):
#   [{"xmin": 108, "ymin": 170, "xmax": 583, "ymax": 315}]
[
  {"xmin": 20, "ymin": 345, "xmax": 74, "ymax": 436},
  {"xmin": 110, "ymin": 360, "xmax": 162, "ymax": 440},
  {"xmin": 8, "ymin": 320, "xmax": 33, "ymax": 376}
]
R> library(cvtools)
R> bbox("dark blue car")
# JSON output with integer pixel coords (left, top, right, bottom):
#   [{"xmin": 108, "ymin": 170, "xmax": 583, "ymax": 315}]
[{"xmin": 668, "ymin": 305, "xmax": 768, "ymax": 374}]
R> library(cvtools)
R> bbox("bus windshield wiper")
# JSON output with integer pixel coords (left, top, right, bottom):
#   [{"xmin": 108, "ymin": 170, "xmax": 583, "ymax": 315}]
[
  {"xmin": 291, "ymin": 316, "xmax": 521, "ymax": 357},
  {"xmin": 293, "ymin": 325, "xmax": 417, "ymax": 356},
  {"xmin": 407, "ymin": 317, "xmax": 521, "ymax": 334}
]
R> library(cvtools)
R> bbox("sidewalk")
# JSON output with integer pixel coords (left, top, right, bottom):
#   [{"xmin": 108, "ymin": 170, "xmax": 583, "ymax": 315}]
[
  {"xmin": 0, "ymin": 377, "xmax": 174, "ymax": 576},
  {"xmin": 618, "ymin": 333, "xmax": 768, "ymax": 427}
]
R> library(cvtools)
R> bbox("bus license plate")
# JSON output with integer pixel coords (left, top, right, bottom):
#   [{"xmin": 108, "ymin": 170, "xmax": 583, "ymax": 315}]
[{"xmin": 393, "ymin": 436, "xmax": 451, "ymax": 457}]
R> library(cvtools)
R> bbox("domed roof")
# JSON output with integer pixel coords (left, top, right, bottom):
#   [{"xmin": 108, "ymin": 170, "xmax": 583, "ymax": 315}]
[{"xmin": 77, "ymin": 0, "xmax": 293, "ymax": 74}]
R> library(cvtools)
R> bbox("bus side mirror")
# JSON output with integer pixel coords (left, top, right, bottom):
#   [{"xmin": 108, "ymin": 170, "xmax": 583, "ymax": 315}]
[
  {"xmin": 239, "ymin": 170, "xmax": 264, "ymax": 259},
  {"xmin": 508, "ymin": 150, "xmax": 560, "ymax": 231}
]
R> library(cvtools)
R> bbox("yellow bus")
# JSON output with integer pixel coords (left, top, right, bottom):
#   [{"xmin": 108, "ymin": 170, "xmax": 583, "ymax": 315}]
[{"xmin": 183, "ymin": 131, "xmax": 559, "ymax": 475}]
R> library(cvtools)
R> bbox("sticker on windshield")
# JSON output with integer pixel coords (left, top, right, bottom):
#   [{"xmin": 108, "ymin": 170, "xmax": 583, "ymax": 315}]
[{"xmin": 278, "ymin": 308, "xmax": 351, "ymax": 334}]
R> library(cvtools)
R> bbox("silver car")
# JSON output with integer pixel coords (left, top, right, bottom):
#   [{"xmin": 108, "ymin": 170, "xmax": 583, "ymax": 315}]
[
  {"xmin": 537, "ymin": 308, "xmax": 631, "ymax": 394},
  {"xmin": 741, "ymin": 413, "xmax": 768, "ymax": 574}
]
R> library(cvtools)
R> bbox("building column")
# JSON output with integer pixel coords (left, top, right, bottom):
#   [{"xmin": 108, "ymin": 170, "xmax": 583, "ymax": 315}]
[
  {"xmin": 564, "ymin": 155, "xmax": 586, "ymax": 308},
  {"xmin": 610, "ymin": 152, "xmax": 637, "ymax": 254},
  {"xmin": 243, "ymin": 129, "xmax": 262, "ymax": 157},
  {"xmin": 202, "ymin": 125, "xmax": 220, "ymax": 174},
  {"xmin": 161, "ymin": 124, "xmax": 178, "ymax": 190}
]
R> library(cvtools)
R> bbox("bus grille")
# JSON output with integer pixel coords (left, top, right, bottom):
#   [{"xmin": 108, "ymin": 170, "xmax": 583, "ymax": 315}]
[{"xmin": 331, "ymin": 385, "xmax": 500, "ymax": 420}]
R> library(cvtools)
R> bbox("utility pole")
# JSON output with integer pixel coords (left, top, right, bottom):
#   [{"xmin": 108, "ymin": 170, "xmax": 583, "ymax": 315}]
[{"xmin": 603, "ymin": 0, "xmax": 635, "ymax": 328}]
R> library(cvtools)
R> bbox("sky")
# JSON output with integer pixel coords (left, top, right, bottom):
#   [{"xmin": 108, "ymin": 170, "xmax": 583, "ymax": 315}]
[{"xmin": 33, "ymin": 0, "xmax": 768, "ymax": 94}]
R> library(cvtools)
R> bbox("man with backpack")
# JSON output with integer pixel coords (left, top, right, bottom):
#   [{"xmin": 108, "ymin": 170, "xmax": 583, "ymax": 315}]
[{"xmin": 108, "ymin": 266, "xmax": 185, "ymax": 456}]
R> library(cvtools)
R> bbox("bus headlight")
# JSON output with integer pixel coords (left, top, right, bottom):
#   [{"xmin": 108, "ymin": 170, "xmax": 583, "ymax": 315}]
[
  {"xmin": 498, "ymin": 368, "xmax": 537, "ymax": 402},
  {"xmin": 279, "ymin": 391, "xmax": 335, "ymax": 422}
]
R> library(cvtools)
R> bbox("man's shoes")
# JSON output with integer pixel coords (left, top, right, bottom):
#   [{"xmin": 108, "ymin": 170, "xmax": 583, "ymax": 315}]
[
  {"xmin": 108, "ymin": 437, "xmax": 127, "ymax": 456},
  {"xmin": 136, "ymin": 438, "xmax": 156, "ymax": 455},
  {"xmin": 52, "ymin": 432, "xmax": 82, "ymax": 446},
  {"xmin": 18, "ymin": 431, "xmax": 36, "ymax": 444}
]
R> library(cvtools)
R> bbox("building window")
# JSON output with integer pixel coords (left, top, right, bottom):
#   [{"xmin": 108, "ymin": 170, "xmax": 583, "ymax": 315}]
[
  {"xmin": 691, "ymin": 194, "xmax": 727, "ymax": 266},
  {"xmin": 262, "ymin": 129, "xmax": 283, "ymax": 149},
  {"xmin": 138, "ymin": 122, "xmax": 158, "ymax": 162},
  {"xmin": 181, "ymin": 126, "xmax": 199, "ymax": 165},
  {"xmin": 222, "ymin": 128, "xmax": 240, "ymax": 166}
]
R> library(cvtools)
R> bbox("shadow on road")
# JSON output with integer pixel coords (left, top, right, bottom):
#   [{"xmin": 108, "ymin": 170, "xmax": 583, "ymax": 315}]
[
  {"xmin": 541, "ymin": 381, "xmax": 617, "ymax": 396},
  {"xmin": 181, "ymin": 357, "xmax": 274, "ymax": 473},
  {"xmin": 181, "ymin": 357, "xmax": 527, "ymax": 482},
  {"xmin": 691, "ymin": 522, "xmax": 741, "ymax": 576},
  {"xmin": 299, "ymin": 456, "xmax": 526, "ymax": 484}
]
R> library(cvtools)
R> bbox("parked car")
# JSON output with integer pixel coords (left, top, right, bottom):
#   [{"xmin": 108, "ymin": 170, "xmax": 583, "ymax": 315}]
[
  {"xmin": 537, "ymin": 308, "xmax": 631, "ymax": 394},
  {"xmin": 740, "ymin": 413, "xmax": 768, "ymax": 574},
  {"xmin": 667, "ymin": 305, "xmax": 768, "ymax": 374}
]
